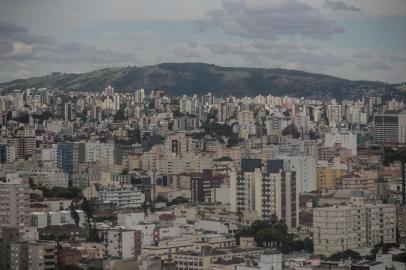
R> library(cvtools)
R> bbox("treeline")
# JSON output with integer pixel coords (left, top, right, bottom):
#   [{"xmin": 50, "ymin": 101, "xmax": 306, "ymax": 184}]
[{"xmin": 236, "ymin": 216, "xmax": 313, "ymax": 254}]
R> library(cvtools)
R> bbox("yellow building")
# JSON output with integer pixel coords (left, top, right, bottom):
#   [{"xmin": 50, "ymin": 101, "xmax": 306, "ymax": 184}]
[{"xmin": 316, "ymin": 165, "xmax": 342, "ymax": 190}]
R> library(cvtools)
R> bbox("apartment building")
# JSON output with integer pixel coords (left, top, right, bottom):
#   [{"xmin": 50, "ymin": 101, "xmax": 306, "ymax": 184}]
[
  {"xmin": 174, "ymin": 246, "xmax": 263, "ymax": 270},
  {"xmin": 106, "ymin": 228, "xmax": 142, "ymax": 260},
  {"xmin": 373, "ymin": 112, "xmax": 406, "ymax": 145},
  {"xmin": 313, "ymin": 198, "xmax": 396, "ymax": 256},
  {"xmin": 341, "ymin": 170, "xmax": 378, "ymax": 193},
  {"xmin": 316, "ymin": 159, "xmax": 346, "ymax": 190},
  {"xmin": 0, "ymin": 174, "xmax": 30, "ymax": 228},
  {"xmin": 10, "ymin": 241, "xmax": 57, "ymax": 270},
  {"xmin": 98, "ymin": 184, "xmax": 145, "ymax": 209},
  {"xmin": 4, "ymin": 136, "xmax": 36, "ymax": 159},
  {"xmin": 324, "ymin": 129, "xmax": 357, "ymax": 156},
  {"xmin": 230, "ymin": 159, "xmax": 299, "ymax": 229}
]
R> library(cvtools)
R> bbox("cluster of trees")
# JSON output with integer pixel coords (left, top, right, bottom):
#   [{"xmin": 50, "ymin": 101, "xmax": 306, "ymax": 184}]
[
  {"xmin": 40, "ymin": 233, "xmax": 70, "ymax": 241},
  {"xmin": 327, "ymin": 243, "xmax": 401, "ymax": 262},
  {"xmin": 201, "ymin": 122, "xmax": 235, "ymax": 138},
  {"xmin": 57, "ymin": 264, "xmax": 102, "ymax": 270},
  {"xmin": 35, "ymin": 186, "xmax": 82, "ymax": 199},
  {"xmin": 172, "ymin": 110, "xmax": 195, "ymax": 118},
  {"xmin": 81, "ymin": 197, "xmax": 100, "ymax": 242},
  {"xmin": 193, "ymin": 122, "xmax": 239, "ymax": 147},
  {"xmin": 328, "ymin": 250, "xmax": 362, "ymax": 261},
  {"xmin": 156, "ymin": 195, "xmax": 189, "ymax": 206},
  {"xmin": 113, "ymin": 106, "xmax": 127, "ymax": 121},
  {"xmin": 281, "ymin": 123, "xmax": 301, "ymax": 139},
  {"xmin": 236, "ymin": 217, "xmax": 313, "ymax": 254},
  {"xmin": 369, "ymin": 242, "xmax": 400, "ymax": 260}
]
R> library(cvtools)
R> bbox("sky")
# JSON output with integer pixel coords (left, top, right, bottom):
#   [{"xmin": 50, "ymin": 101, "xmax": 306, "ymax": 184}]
[{"xmin": 0, "ymin": 0, "xmax": 405, "ymax": 83}]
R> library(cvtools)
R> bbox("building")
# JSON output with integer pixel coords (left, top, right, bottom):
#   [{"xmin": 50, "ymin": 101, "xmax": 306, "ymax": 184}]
[
  {"xmin": 174, "ymin": 246, "xmax": 263, "ymax": 270},
  {"xmin": 277, "ymin": 156, "xmax": 316, "ymax": 192},
  {"xmin": 0, "ymin": 143, "xmax": 7, "ymax": 163},
  {"xmin": 230, "ymin": 159, "xmax": 262, "ymax": 215},
  {"xmin": 327, "ymin": 103, "xmax": 342, "ymax": 127},
  {"xmin": 85, "ymin": 142, "xmax": 121, "ymax": 165},
  {"xmin": 98, "ymin": 185, "xmax": 145, "ymax": 209},
  {"xmin": 236, "ymin": 253, "xmax": 282, "ymax": 270},
  {"xmin": 4, "ymin": 136, "xmax": 36, "ymax": 159},
  {"xmin": 56, "ymin": 142, "xmax": 85, "ymax": 175},
  {"xmin": 341, "ymin": 170, "xmax": 378, "ymax": 193},
  {"xmin": 230, "ymin": 159, "xmax": 299, "ymax": 229},
  {"xmin": 0, "ymin": 174, "xmax": 30, "ymax": 228},
  {"xmin": 10, "ymin": 241, "xmax": 57, "ymax": 270},
  {"xmin": 106, "ymin": 228, "xmax": 142, "ymax": 260},
  {"xmin": 324, "ymin": 129, "xmax": 357, "ymax": 156},
  {"xmin": 190, "ymin": 170, "xmax": 225, "ymax": 203},
  {"xmin": 20, "ymin": 167, "xmax": 69, "ymax": 188},
  {"xmin": 64, "ymin": 102, "xmax": 72, "ymax": 121},
  {"xmin": 373, "ymin": 113, "xmax": 406, "ymax": 145},
  {"xmin": 316, "ymin": 160, "xmax": 344, "ymax": 190},
  {"xmin": 313, "ymin": 197, "xmax": 396, "ymax": 256}
]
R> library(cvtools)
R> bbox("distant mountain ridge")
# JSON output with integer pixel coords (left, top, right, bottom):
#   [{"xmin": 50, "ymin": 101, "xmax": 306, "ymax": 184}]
[{"xmin": 1, "ymin": 63, "xmax": 402, "ymax": 100}]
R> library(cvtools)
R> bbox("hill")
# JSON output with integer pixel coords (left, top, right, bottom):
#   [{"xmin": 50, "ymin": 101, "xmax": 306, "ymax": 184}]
[{"xmin": 0, "ymin": 63, "xmax": 401, "ymax": 100}]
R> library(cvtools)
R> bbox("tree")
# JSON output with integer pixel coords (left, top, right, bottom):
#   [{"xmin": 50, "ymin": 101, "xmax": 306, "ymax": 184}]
[
  {"xmin": 70, "ymin": 204, "xmax": 80, "ymax": 226},
  {"xmin": 169, "ymin": 196, "xmax": 189, "ymax": 205},
  {"xmin": 38, "ymin": 186, "xmax": 82, "ymax": 199},
  {"xmin": 81, "ymin": 197, "xmax": 95, "ymax": 241},
  {"xmin": 88, "ymin": 222, "xmax": 101, "ymax": 242},
  {"xmin": 114, "ymin": 106, "xmax": 127, "ymax": 121},
  {"xmin": 157, "ymin": 195, "xmax": 168, "ymax": 203},
  {"xmin": 282, "ymin": 124, "xmax": 301, "ymax": 139},
  {"xmin": 328, "ymin": 250, "xmax": 362, "ymax": 261},
  {"xmin": 57, "ymin": 264, "xmax": 83, "ymax": 270},
  {"xmin": 235, "ymin": 216, "xmax": 313, "ymax": 254}
]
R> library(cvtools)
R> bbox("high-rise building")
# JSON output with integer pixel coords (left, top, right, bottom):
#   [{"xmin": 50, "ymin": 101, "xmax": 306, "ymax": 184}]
[
  {"xmin": 0, "ymin": 143, "xmax": 7, "ymax": 163},
  {"xmin": 190, "ymin": 170, "xmax": 224, "ymax": 203},
  {"xmin": 327, "ymin": 104, "xmax": 342, "ymax": 127},
  {"xmin": 276, "ymin": 156, "xmax": 316, "ymax": 192},
  {"xmin": 0, "ymin": 174, "xmax": 30, "ymax": 228},
  {"xmin": 56, "ymin": 142, "xmax": 85, "ymax": 175},
  {"xmin": 230, "ymin": 159, "xmax": 299, "ymax": 228},
  {"xmin": 105, "ymin": 85, "xmax": 115, "ymax": 96},
  {"xmin": 4, "ymin": 136, "xmax": 36, "ymax": 159},
  {"xmin": 324, "ymin": 129, "xmax": 357, "ymax": 156},
  {"xmin": 98, "ymin": 185, "xmax": 145, "ymax": 209},
  {"xmin": 10, "ymin": 241, "xmax": 57, "ymax": 270},
  {"xmin": 313, "ymin": 196, "xmax": 396, "ymax": 256},
  {"xmin": 85, "ymin": 142, "xmax": 121, "ymax": 165},
  {"xmin": 373, "ymin": 113, "xmax": 406, "ymax": 145},
  {"xmin": 64, "ymin": 102, "xmax": 72, "ymax": 121},
  {"xmin": 134, "ymin": 88, "xmax": 145, "ymax": 103},
  {"xmin": 106, "ymin": 229, "xmax": 142, "ymax": 259}
]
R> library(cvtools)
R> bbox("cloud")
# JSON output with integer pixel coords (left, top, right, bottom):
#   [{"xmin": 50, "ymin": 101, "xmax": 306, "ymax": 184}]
[
  {"xmin": 352, "ymin": 51, "xmax": 373, "ymax": 59},
  {"xmin": 184, "ymin": 40, "xmax": 343, "ymax": 70},
  {"xmin": 324, "ymin": 0, "xmax": 361, "ymax": 12},
  {"xmin": 196, "ymin": 0, "xmax": 345, "ymax": 40},
  {"xmin": 174, "ymin": 42, "xmax": 201, "ymax": 58},
  {"xmin": 357, "ymin": 60, "xmax": 391, "ymax": 71},
  {"xmin": 0, "ymin": 21, "xmax": 137, "ymax": 82},
  {"xmin": 204, "ymin": 41, "xmax": 342, "ymax": 70}
]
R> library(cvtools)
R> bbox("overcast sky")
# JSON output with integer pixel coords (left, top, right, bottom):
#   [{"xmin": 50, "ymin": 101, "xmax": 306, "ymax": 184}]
[{"xmin": 0, "ymin": 0, "xmax": 405, "ymax": 83}]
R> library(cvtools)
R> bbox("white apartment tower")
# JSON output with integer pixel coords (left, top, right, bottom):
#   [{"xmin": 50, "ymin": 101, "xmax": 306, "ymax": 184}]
[
  {"xmin": 0, "ymin": 174, "xmax": 30, "ymax": 228},
  {"xmin": 230, "ymin": 159, "xmax": 299, "ymax": 229},
  {"xmin": 313, "ymin": 196, "xmax": 396, "ymax": 256}
]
